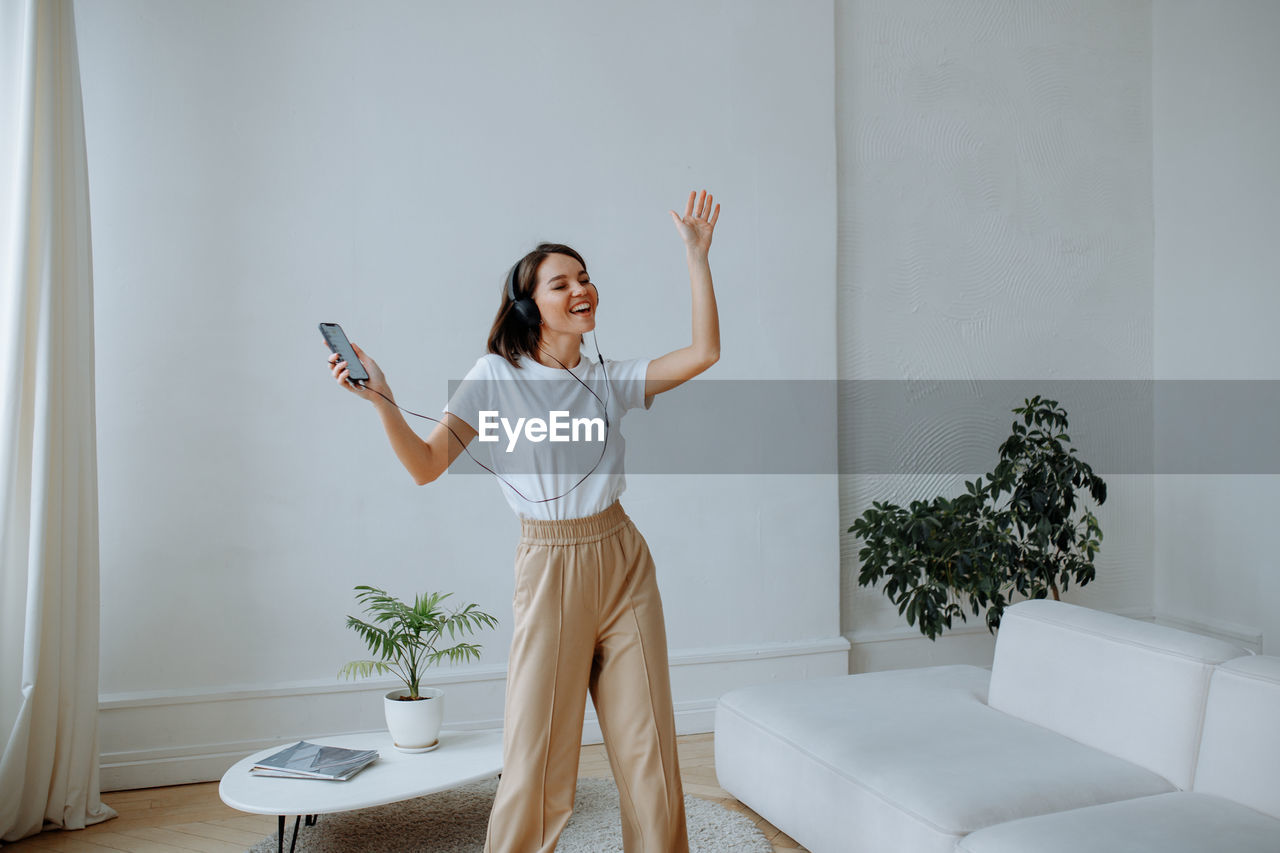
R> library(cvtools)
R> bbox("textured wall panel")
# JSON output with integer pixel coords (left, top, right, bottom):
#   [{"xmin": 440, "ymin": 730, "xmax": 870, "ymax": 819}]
[
  {"xmin": 835, "ymin": 0, "xmax": 1154, "ymax": 661},
  {"xmin": 1153, "ymin": 0, "xmax": 1280, "ymax": 656}
]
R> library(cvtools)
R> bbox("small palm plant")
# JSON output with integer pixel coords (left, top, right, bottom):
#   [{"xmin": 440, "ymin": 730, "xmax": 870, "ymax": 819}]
[{"xmin": 338, "ymin": 585, "xmax": 498, "ymax": 701}]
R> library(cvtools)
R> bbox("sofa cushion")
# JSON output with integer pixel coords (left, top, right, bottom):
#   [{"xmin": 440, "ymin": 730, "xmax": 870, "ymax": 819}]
[
  {"xmin": 987, "ymin": 600, "xmax": 1246, "ymax": 788},
  {"xmin": 715, "ymin": 666, "xmax": 1176, "ymax": 853},
  {"xmin": 956, "ymin": 791, "xmax": 1280, "ymax": 853},
  {"xmin": 1194, "ymin": 654, "xmax": 1280, "ymax": 820}
]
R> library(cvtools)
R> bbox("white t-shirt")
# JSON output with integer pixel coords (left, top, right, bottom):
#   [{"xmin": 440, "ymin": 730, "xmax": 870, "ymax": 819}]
[{"xmin": 444, "ymin": 349, "xmax": 654, "ymax": 520}]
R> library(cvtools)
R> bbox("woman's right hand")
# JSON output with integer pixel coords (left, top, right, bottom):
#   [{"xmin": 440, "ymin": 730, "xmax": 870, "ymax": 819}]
[{"xmin": 326, "ymin": 340, "xmax": 391, "ymax": 404}]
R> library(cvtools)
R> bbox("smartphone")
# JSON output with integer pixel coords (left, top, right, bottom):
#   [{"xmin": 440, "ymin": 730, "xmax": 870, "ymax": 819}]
[{"xmin": 319, "ymin": 323, "xmax": 370, "ymax": 383}]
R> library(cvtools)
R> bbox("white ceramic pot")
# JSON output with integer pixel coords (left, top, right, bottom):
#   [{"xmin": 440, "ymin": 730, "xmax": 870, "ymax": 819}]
[{"xmin": 384, "ymin": 687, "xmax": 444, "ymax": 752}]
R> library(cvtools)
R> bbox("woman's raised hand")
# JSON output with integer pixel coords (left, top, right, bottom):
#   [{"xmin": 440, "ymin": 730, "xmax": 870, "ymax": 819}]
[
  {"xmin": 326, "ymin": 340, "xmax": 390, "ymax": 404},
  {"xmin": 668, "ymin": 189, "xmax": 720, "ymax": 255}
]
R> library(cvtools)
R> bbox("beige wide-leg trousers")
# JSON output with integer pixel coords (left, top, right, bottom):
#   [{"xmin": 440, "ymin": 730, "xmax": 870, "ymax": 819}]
[{"xmin": 484, "ymin": 501, "xmax": 689, "ymax": 853}]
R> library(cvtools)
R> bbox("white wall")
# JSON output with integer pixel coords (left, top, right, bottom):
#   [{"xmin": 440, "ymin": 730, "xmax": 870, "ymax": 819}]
[
  {"xmin": 79, "ymin": 0, "xmax": 1278, "ymax": 792},
  {"xmin": 74, "ymin": 0, "xmax": 844, "ymax": 788},
  {"xmin": 1153, "ymin": 0, "xmax": 1280, "ymax": 653},
  {"xmin": 836, "ymin": 0, "xmax": 1155, "ymax": 670}
]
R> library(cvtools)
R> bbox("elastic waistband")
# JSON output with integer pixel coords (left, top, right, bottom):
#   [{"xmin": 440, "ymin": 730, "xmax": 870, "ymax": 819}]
[{"xmin": 519, "ymin": 501, "xmax": 630, "ymax": 545}]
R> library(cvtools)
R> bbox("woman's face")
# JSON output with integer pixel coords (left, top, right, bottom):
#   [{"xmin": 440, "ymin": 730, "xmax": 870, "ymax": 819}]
[{"xmin": 532, "ymin": 253, "xmax": 597, "ymax": 334}]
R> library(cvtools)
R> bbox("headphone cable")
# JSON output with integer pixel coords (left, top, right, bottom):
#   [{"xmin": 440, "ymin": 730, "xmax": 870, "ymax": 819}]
[{"xmin": 355, "ymin": 332, "xmax": 612, "ymax": 504}]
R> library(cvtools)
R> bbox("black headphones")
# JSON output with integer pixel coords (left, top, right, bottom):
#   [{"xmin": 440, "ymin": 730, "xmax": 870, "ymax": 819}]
[
  {"xmin": 506, "ymin": 259, "xmax": 599, "ymax": 327},
  {"xmin": 506, "ymin": 261, "xmax": 542, "ymax": 327}
]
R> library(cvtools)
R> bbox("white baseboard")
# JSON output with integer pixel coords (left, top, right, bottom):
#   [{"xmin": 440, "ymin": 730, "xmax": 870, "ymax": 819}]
[
  {"xmin": 847, "ymin": 621, "xmax": 992, "ymax": 645},
  {"xmin": 99, "ymin": 636, "xmax": 849, "ymax": 792},
  {"xmin": 846, "ymin": 626, "xmax": 998, "ymax": 673}
]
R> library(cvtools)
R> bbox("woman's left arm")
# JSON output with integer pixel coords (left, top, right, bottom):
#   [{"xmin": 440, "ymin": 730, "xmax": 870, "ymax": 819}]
[{"xmin": 647, "ymin": 189, "xmax": 721, "ymax": 397}]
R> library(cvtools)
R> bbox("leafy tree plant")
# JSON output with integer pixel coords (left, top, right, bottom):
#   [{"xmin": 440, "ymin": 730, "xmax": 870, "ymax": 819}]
[
  {"xmin": 851, "ymin": 486, "xmax": 1015, "ymax": 640},
  {"xmin": 339, "ymin": 586, "xmax": 499, "ymax": 700},
  {"xmin": 988, "ymin": 395, "xmax": 1107, "ymax": 603},
  {"xmin": 849, "ymin": 397, "xmax": 1106, "ymax": 640}
]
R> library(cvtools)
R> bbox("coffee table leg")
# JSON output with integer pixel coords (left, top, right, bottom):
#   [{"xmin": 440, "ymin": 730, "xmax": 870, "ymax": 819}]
[{"xmin": 276, "ymin": 814, "xmax": 303, "ymax": 853}]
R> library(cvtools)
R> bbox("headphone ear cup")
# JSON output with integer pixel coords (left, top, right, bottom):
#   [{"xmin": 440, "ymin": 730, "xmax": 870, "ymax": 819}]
[
  {"xmin": 506, "ymin": 261, "xmax": 542, "ymax": 326},
  {"xmin": 512, "ymin": 297, "xmax": 541, "ymax": 327}
]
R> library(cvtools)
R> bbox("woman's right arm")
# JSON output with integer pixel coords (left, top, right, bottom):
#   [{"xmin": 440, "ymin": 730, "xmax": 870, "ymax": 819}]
[
  {"xmin": 329, "ymin": 342, "xmax": 478, "ymax": 485},
  {"xmin": 372, "ymin": 399, "xmax": 477, "ymax": 486}
]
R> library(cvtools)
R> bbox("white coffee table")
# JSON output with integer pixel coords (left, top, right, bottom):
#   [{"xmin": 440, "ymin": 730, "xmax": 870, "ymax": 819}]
[{"xmin": 219, "ymin": 730, "xmax": 503, "ymax": 853}]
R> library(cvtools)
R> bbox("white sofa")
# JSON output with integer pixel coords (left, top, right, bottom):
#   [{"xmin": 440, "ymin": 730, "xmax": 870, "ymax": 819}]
[{"xmin": 715, "ymin": 600, "xmax": 1280, "ymax": 853}]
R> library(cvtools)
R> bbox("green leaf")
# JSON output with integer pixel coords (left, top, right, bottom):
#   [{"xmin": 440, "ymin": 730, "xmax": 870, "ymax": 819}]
[
  {"xmin": 343, "ymin": 586, "xmax": 499, "ymax": 692},
  {"xmin": 844, "ymin": 395, "xmax": 1104, "ymax": 642}
]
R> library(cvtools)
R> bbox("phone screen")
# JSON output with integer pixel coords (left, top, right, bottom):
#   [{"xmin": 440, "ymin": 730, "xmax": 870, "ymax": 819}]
[{"xmin": 319, "ymin": 323, "xmax": 370, "ymax": 382}]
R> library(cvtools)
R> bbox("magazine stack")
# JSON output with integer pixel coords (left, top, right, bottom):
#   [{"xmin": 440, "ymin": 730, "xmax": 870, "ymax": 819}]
[{"xmin": 250, "ymin": 741, "xmax": 379, "ymax": 781}]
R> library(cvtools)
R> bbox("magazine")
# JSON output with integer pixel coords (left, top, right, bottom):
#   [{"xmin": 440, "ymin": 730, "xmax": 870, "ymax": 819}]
[{"xmin": 250, "ymin": 741, "xmax": 379, "ymax": 781}]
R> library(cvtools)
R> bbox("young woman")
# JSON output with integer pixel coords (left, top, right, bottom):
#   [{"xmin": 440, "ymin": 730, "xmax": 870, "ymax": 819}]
[{"xmin": 326, "ymin": 190, "xmax": 720, "ymax": 853}]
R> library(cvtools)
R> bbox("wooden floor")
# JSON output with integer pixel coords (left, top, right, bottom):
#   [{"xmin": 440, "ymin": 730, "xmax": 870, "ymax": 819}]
[{"xmin": 1, "ymin": 733, "xmax": 807, "ymax": 852}]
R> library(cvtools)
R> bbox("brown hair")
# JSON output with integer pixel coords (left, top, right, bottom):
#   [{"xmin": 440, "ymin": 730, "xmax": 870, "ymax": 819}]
[{"xmin": 487, "ymin": 243, "xmax": 589, "ymax": 368}]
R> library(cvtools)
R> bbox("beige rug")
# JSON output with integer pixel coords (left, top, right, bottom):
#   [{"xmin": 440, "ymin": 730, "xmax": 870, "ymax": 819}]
[{"xmin": 248, "ymin": 776, "xmax": 773, "ymax": 852}]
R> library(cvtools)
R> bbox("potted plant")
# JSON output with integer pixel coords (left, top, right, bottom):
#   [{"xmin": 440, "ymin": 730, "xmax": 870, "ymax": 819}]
[
  {"xmin": 338, "ymin": 585, "xmax": 498, "ymax": 752},
  {"xmin": 849, "ymin": 396, "xmax": 1107, "ymax": 639}
]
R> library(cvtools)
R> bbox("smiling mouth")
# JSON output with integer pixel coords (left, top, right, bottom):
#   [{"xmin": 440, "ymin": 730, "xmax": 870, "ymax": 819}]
[{"xmin": 571, "ymin": 302, "xmax": 593, "ymax": 315}]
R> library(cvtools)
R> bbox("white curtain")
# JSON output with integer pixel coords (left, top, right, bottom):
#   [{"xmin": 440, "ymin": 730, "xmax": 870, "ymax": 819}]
[{"xmin": 0, "ymin": 0, "xmax": 117, "ymax": 841}]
